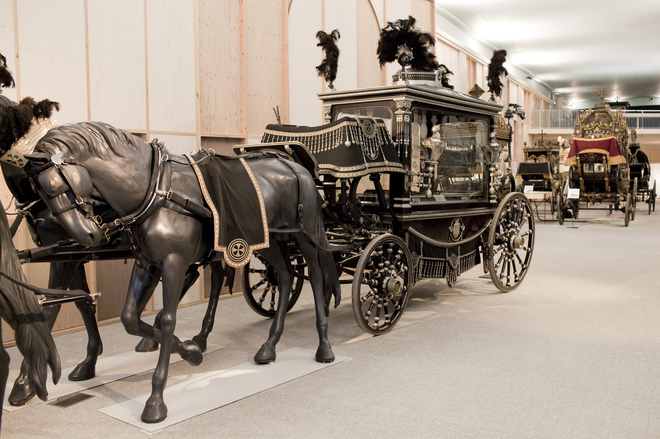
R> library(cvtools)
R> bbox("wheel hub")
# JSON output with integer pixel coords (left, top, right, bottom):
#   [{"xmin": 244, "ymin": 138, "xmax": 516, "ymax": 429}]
[
  {"xmin": 510, "ymin": 235, "xmax": 525, "ymax": 249},
  {"xmin": 384, "ymin": 275, "xmax": 403, "ymax": 295}
]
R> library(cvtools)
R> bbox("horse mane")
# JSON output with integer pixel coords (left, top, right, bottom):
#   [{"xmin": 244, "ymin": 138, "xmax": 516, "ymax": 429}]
[
  {"xmin": 0, "ymin": 201, "xmax": 61, "ymax": 400},
  {"xmin": 35, "ymin": 121, "xmax": 145, "ymax": 160}
]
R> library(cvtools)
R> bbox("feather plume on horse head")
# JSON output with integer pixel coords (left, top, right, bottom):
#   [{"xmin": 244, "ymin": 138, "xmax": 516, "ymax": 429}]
[
  {"xmin": 376, "ymin": 15, "xmax": 440, "ymax": 72},
  {"xmin": 0, "ymin": 52, "xmax": 59, "ymax": 167},
  {"xmin": 487, "ymin": 49, "xmax": 508, "ymax": 101},
  {"xmin": 316, "ymin": 29, "xmax": 340, "ymax": 90},
  {"xmin": 0, "ymin": 53, "xmax": 15, "ymax": 89}
]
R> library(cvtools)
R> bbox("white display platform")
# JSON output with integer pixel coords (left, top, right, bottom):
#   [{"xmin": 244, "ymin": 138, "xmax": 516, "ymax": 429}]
[
  {"xmin": 4, "ymin": 342, "xmax": 224, "ymax": 412},
  {"xmin": 99, "ymin": 347, "xmax": 350, "ymax": 433}
]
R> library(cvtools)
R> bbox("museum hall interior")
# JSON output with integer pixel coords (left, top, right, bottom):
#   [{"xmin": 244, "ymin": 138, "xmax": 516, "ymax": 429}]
[{"xmin": 0, "ymin": 1, "xmax": 658, "ymax": 437}]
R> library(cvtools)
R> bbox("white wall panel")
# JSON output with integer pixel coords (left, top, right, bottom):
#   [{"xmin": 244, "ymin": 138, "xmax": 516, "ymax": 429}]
[
  {"xmin": 288, "ymin": 0, "xmax": 322, "ymax": 126},
  {"xmin": 16, "ymin": 0, "xmax": 87, "ymax": 124},
  {"xmin": 198, "ymin": 0, "xmax": 243, "ymax": 136},
  {"xmin": 146, "ymin": 0, "xmax": 196, "ymax": 133},
  {"xmin": 245, "ymin": 0, "xmax": 285, "ymax": 138},
  {"xmin": 88, "ymin": 0, "xmax": 147, "ymax": 130},
  {"xmin": 149, "ymin": 133, "xmax": 197, "ymax": 156},
  {"xmin": 325, "ymin": 0, "xmax": 357, "ymax": 92},
  {"xmin": 357, "ymin": 0, "xmax": 382, "ymax": 89},
  {"xmin": 0, "ymin": 0, "xmax": 17, "ymax": 103},
  {"xmin": 368, "ymin": 0, "xmax": 384, "ymax": 28}
]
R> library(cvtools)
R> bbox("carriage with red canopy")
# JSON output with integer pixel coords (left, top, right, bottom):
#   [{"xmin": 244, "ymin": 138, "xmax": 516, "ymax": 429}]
[{"xmin": 557, "ymin": 99, "xmax": 637, "ymax": 226}]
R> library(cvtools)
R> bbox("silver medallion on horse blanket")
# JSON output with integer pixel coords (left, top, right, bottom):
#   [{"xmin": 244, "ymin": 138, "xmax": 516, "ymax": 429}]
[{"xmin": 186, "ymin": 152, "xmax": 268, "ymax": 268}]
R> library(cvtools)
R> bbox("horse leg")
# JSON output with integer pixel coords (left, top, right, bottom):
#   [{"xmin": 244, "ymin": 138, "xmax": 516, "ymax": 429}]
[
  {"xmin": 296, "ymin": 237, "xmax": 334, "ymax": 363},
  {"xmin": 0, "ymin": 325, "xmax": 8, "ymax": 427},
  {"xmin": 8, "ymin": 302, "xmax": 60, "ymax": 406},
  {"xmin": 68, "ymin": 263, "xmax": 104, "ymax": 381},
  {"xmin": 254, "ymin": 242, "xmax": 292, "ymax": 364},
  {"xmin": 139, "ymin": 256, "xmax": 192, "ymax": 423},
  {"xmin": 135, "ymin": 266, "xmax": 200, "ymax": 352},
  {"xmin": 192, "ymin": 260, "xmax": 226, "ymax": 352}
]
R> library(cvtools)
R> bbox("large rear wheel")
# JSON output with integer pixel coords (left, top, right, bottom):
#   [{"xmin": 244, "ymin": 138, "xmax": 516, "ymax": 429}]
[
  {"xmin": 488, "ymin": 192, "xmax": 535, "ymax": 292},
  {"xmin": 352, "ymin": 234, "xmax": 411, "ymax": 334}
]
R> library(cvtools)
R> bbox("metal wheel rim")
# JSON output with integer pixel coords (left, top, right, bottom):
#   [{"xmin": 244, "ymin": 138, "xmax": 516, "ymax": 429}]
[
  {"xmin": 488, "ymin": 192, "xmax": 535, "ymax": 292},
  {"xmin": 557, "ymin": 194, "xmax": 564, "ymax": 225},
  {"xmin": 632, "ymin": 178, "xmax": 638, "ymax": 221},
  {"xmin": 242, "ymin": 254, "xmax": 305, "ymax": 318},
  {"xmin": 351, "ymin": 234, "xmax": 411, "ymax": 335}
]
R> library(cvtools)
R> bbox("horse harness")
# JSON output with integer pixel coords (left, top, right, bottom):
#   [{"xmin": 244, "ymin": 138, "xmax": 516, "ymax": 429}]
[{"xmin": 26, "ymin": 141, "xmax": 307, "ymax": 260}]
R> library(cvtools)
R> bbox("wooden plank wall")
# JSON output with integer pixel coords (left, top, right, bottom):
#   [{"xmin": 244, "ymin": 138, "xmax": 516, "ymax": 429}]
[{"xmin": 0, "ymin": 0, "xmax": 436, "ymax": 345}]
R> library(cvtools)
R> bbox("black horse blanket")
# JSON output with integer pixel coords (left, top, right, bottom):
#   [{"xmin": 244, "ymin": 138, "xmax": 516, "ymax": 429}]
[{"xmin": 186, "ymin": 152, "xmax": 268, "ymax": 268}]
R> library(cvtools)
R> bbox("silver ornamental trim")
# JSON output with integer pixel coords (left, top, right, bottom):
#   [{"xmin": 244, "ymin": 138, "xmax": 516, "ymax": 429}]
[{"xmin": 1, "ymin": 117, "xmax": 56, "ymax": 167}]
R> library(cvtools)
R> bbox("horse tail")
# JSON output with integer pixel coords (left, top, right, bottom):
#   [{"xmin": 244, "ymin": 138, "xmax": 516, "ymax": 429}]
[
  {"xmin": 312, "ymin": 207, "xmax": 341, "ymax": 311},
  {"xmin": 0, "ymin": 203, "xmax": 61, "ymax": 401}
]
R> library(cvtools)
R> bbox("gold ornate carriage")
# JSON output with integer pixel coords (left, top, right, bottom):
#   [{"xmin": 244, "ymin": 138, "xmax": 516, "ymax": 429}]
[{"xmin": 559, "ymin": 93, "xmax": 636, "ymax": 225}]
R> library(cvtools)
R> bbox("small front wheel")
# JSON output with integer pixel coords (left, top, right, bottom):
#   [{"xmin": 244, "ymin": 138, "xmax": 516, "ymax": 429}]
[
  {"xmin": 624, "ymin": 193, "xmax": 632, "ymax": 227},
  {"xmin": 488, "ymin": 192, "xmax": 535, "ymax": 292},
  {"xmin": 352, "ymin": 234, "xmax": 412, "ymax": 334}
]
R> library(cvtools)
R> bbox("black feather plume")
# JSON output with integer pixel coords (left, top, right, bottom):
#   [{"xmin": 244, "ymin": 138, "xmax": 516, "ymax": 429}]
[
  {"xmin": 376, "ymin": 16, "xmax": 440, "ymax": 72},
  {"xmin": 316, "ymin": 29, "xmax": 340, "ymax": 89},
  {"xmin": 438, "ymin": 64, "xmax": 454, "ymax": 90},
  {"xmin": 487, "ymin": 50, "xmax": 508, "ymax": 100},
  {"xmin": 0, "ymin": 96, "xmax": 60, "ymax": 157},
  {"xmin": 0, "ymin": 53, "xmax": 15, "ymax": 89}
]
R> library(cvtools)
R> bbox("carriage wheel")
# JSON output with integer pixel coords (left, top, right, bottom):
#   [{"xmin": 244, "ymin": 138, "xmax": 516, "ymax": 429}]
[
  {"xmin": 351, "ymin": 234, "xmax": 412, "ymax": 335},
  {"xmin": 488, "ymin": 192, "xmax": 535, "ymax": 292},
  {"xmin": 242, "ymin": 253, "xmax": 305, "ymax": 318},
  {"xmin": 556, "ymin": 193, "xmax": 564, "ymax": 225},
  {"xmin": 632, "ymin": 178, "xmax": 638, "ymax": 221},
  {"xmin": 624, "ymin": 193, "xmax": 632, "ymax": 227},
  {"xmin": 652, "ymin": 180, "xmax": 657, "ymax": 213}
]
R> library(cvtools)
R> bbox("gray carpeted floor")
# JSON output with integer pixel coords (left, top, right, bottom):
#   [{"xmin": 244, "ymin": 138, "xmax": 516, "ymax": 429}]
[{"xmin": 2, "ymin": 205, "xmax": 659, "ymax": 438}]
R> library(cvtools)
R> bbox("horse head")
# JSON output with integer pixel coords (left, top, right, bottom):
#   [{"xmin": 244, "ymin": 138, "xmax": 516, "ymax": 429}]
[{"xmin": 26, "ymin": 153, "xmax": 104, "ymax": 247}]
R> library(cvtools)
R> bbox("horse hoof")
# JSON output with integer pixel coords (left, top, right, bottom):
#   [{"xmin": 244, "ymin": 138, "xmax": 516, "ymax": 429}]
[
  {"xmin": 191, "ymin": 335, "xmax": 208, "ymax": 353},
  {"xmin": 141, "ymin": 399, "xmax": 168, "ymax": 424},
  {"xmin": 135, "ymin": 338, "xmax": 159, "ymax": 353},
  {"xmin": 68, "ymin": 362, "xmax": 95, "ymax": 381},
  {"xmin": 315, "ymin": 344, "xmax": 335, "ymax": 363},
  {"xmin": 254, "ymin": 344, "xmax": 276, "ymax": 364},
  {"xmin": 179, "ymin": 340, "xmax": 203, "ymax": 366},
  {"xmin": 8, "ymin": 378, "xmax": 35, "ymax": 406}
]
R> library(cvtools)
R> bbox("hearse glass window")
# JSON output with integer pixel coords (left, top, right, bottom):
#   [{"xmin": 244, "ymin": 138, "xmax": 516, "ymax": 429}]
[{"xmin": 410, "ymin": 109, "xmax": 488, "ymax": 203}]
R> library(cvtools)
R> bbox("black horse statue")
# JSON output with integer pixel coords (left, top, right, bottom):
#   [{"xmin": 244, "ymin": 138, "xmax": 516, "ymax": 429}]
[
  {"xmin": 0, "ymin": 197, "xmax": 61, "ymax": 430},
  {"xmin": 23, "ymin": 120, "xmax": 339, "ymax": 423},
  {"xmin": 0, "ymin": 58, "xmax": 232, "ymax": 407}
]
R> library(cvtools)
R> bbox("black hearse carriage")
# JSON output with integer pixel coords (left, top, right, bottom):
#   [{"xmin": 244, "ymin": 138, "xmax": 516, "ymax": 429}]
[
  {"xmin": 238, "ymin": 71, "xmax": 535, "ymax": 334},
  {"xmin": 516, "ymin": 137, "xmax": 564, "ymax": 218},
  {"xmin": 628, "ymin": 136, "xmax": 656, "ymax": 214},
  {"xmin": 558, "ymin": 99, "xmax": 636, "ymax": 225}
]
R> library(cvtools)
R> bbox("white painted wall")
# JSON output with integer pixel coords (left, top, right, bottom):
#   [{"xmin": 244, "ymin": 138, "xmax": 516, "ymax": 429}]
[
  {"xmin": 88, "ymin": 0, "xmax": 147, "ymax": 130},
  {"xmin": 146, "ymin": 0, "xmax": 196, "ymax": 134},
  {"xmin": 288, "ymin": 0, "xmax": 323, "ymax": 126},
  {"xmin": 17, "ymin": 0, "xmax": 88, "ymax": 123}
]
